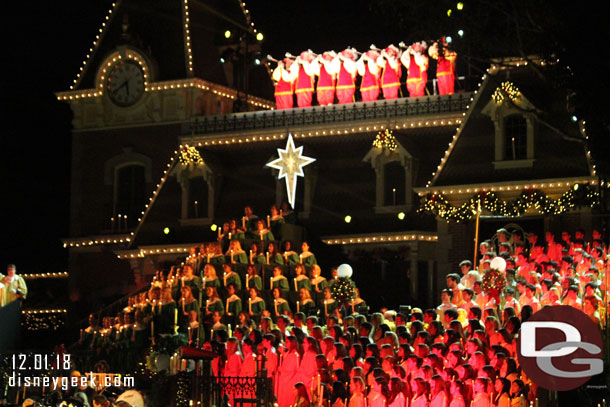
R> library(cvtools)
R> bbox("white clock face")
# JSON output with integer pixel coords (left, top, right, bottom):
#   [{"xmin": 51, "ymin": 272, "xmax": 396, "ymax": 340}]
[{"xmin": 105, "ymin": 60, "xmax": 145, "ymax": 106}]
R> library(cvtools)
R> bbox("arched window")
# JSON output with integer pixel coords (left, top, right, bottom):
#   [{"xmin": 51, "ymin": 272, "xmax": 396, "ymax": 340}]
[
  {"xmin": 384, "ymin": 162, "xmax": 406, "ymax": 206},
  {"xmin": 115, "ymin": 164, "xmax": 145, "ymax": 226},
  {"xmin": 504, "ymin": 114, "xmax": 527, "ymax": 161}
]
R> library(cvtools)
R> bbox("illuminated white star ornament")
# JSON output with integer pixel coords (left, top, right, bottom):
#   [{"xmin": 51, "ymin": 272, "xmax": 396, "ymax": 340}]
[{"xmin": 266, "ymin": 134, "xmax": 316, "ymax": 209}]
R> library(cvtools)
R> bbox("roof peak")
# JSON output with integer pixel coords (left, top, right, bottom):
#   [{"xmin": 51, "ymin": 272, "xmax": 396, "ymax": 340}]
[{"xmin": 68, "ymin": 0, "xmax": 271, "ymax": 99}]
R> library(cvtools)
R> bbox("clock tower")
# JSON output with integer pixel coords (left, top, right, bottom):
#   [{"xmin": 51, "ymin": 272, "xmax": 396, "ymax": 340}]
[{"xmin": 58, "ymin": 0, "xmax": 274, "ymax": 304}]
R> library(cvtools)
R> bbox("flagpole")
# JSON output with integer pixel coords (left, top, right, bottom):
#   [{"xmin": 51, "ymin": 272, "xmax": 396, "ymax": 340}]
[{"xmin": 473, "ymin": 200, "xmax": 481, "ymax": 269}]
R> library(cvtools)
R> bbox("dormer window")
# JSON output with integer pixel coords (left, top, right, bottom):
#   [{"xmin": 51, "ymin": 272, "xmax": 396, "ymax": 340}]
[
  {"xmin": 363, "ymin": 134, "xmax": 413, "ymax": 213},
  {"xmin": 482, "ymin": 81, "xmax": 537, "ymax": 169},
  {"xmin": 171, "ymin": 147, "xmax": 215, "ymax": 223}
]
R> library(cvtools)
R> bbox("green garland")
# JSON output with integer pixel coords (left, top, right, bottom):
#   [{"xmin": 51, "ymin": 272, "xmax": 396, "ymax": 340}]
[{"xmin": 419, "ymin": 184, "xmax": 599, "ymax": 222}]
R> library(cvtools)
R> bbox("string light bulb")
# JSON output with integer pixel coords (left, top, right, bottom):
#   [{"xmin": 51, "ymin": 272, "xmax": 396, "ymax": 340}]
[
  {"xmin": 492, "ymin": 81, "xmax": 520, "ymax": 104},
  {"xmin": 179, "ymin": 145, "xmax": 204, "ymax": 166}
]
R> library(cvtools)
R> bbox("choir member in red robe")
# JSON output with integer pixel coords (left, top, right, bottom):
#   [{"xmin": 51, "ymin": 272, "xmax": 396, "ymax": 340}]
[
  {"xmin": 295, "ymin": 50, "xmax": 317, "ymax": 108},
  {"xmin": 429, "ymin": 40, "xmax": 457, "ymax": 95},
  {"xmin": 315, "ymin": 51, "xmax": 340, "ymax": 106},
  {"xmin": 336, "ymin": 48, "xmax": 358, "ymax": 104},
  {"xmin": 224, "ymin": 337, "xmax": 243, "ymax": 376},
  {"xmin": 277, "ymin": 337, "xmax": 300, "ymax": 407},
  {"xmin": 401, "ymin": 42, "xmax": 429, "ymax": 97},
  {"xmin": 296, "ymin": 336, "xmax": 319, "ymax": 397},
  {"xmin": 272, "ymin": 58, "xmax": 296, "ymax": 109},
  {"xmin": 224, "ymin": 337, "xmax": 243, "ymax": 406},
  {"xmin": 377, "ymin": 44, "xmax": 402, "ymax": 100},
  {"xmin": 357, "ymin": 49, "xmax": 380, "ymax": 102},
  {"xmin": 239, "ymin": 339, "xmax": 258, "ymax": 407}
]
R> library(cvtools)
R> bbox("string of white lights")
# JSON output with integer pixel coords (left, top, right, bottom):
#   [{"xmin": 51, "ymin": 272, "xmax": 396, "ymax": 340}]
[{"xmin": 71, "ymin": 1, "xmax": 122, "ymax": 90}]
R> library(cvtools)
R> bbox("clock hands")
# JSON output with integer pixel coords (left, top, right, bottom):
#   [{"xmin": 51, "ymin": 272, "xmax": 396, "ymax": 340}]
[
  {"xmin": 112, "ymin": 79, "xmax": 129, "ymax": 96},
  {"xmin": 112, "ymin": 75, "xmax": 138, "ymax": 98},
  {"xmin": 107, "ymin": 63, "xmax": 143, "ymax": 105}
]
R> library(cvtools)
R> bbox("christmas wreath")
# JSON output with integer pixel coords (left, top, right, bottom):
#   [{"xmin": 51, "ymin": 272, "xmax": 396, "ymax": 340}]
[
  {"xmin": 481, "ymin": 269, "xmax": 507, "ymax": 293},
  {"xmin": 482, "ymin": 257, "xmax": 507, "ymax": 303}
]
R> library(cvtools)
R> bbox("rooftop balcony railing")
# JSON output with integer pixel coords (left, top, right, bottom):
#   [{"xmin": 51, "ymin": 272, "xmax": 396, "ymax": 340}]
[{"xmin": 185, "ymin": 92, "xmax": 472, "ymax": 136}]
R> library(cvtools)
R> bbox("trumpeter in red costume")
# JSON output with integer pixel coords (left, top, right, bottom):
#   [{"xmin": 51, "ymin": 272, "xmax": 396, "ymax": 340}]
[
  {"xmin": 314, "ymin": 51, "xmax": 340, "ymax": 106},
  {"xmin": 336, "ymin": 48, "xmax": 358, "ymax": 104},
  {"xmin": 294, "ymin": 50, "xmax": 317, "ymax": 108},
  {"xmin": 357, "ymin": 48, "xmax": 380, "ymax": 102},
  {"xmin": 376, "ymin": 44, "xmax": 402, "ymax": 100},
  {"xmin": 272, "ymin": 57, "xmax": 297, "ymax": 110},
  {"xmin": 429, "ymin": 39, "xmax": 457, "ymax": 95},
  {"xmin": 401, "ymin": 41, "xmax": 429, "ymax": 97}
]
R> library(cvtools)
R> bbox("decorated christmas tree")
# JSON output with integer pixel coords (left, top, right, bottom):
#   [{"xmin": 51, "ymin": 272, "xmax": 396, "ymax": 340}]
[
  {"xmin": 330, "ymin": 264, "xmax": 356, "ymax": 308},
  {"xmin": 330, "ymin": 277, "xmax": 356, "ymax": 305}
]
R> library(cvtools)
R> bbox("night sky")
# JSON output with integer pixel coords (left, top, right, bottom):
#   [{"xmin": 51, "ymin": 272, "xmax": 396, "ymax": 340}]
[{"xmin": 1, "ymin": 0, "xmax": 608, "ymax": 273}]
